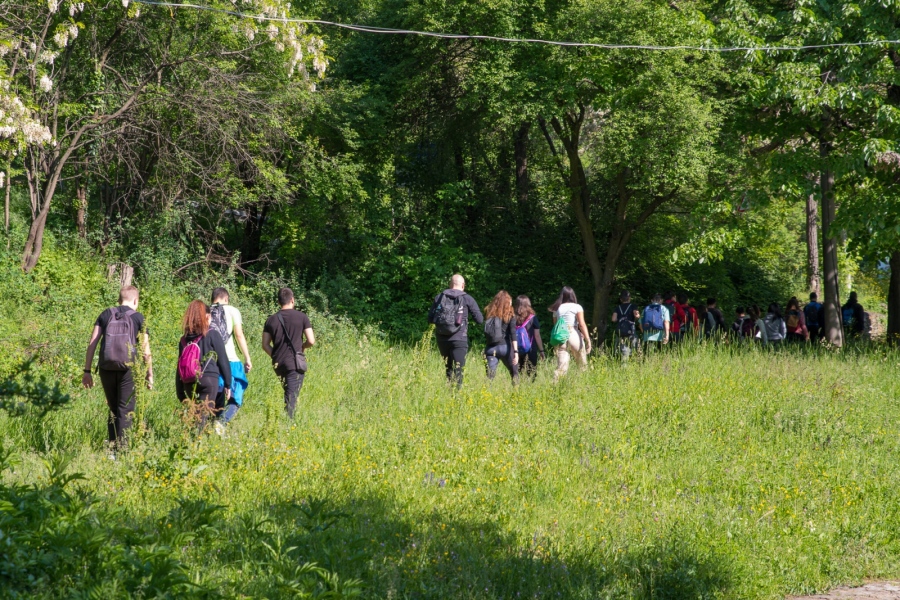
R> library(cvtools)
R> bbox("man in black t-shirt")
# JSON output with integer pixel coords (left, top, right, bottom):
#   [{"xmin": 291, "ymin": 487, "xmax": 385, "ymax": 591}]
[
  {"xmin": 82, "ymin": 286, "xmax": 154, "ymax": 454},
  {"xmin": 263, "ymin": 287, "xmax": 315, "ymax": 418}
]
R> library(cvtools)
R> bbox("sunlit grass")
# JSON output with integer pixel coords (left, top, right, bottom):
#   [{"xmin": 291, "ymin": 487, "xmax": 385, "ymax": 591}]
[{"xmin": 4, "ymin": 324, "xmax": 900, "ymax": 598}]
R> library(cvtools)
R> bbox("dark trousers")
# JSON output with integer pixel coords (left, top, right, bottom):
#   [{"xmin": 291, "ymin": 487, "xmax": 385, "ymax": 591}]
[
  {"xmin": 176, "ymin": 374, "xmax": 219, "ymax": 429},
  {"xmin": 275, "ymin": 367, "xmax": 305, "ymax": 418},
  {"xmin": 808, "ymin": 327, "xmax": 821, "ymax": 344},
  {"xmin": 98, "ymin": 368, "xmax": 136, "ymax": 446},
  {"xmin": 484, "ymin": 344, "xmax": 519, "ymax": 382},
  {"xmin": 517, "ymin": 350, "xmax": 540, "ymax": 378},
  {"xmin": 436, "ymin": 338, "xmax": 468, "ymax": 389}
]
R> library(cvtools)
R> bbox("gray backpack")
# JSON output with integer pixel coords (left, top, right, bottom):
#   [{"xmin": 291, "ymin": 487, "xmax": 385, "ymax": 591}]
[
  {"xmin": 99, "ymin": 308, "xmax": 137, "ymax": 371},
  {"xmin": 484, "ymin": 317, "xmax": 505, "ymax": 346}
]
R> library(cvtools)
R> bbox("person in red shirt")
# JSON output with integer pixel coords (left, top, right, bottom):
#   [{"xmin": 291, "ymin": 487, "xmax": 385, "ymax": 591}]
[
  {"xmin": 664, "ymin": 292, "xmax": 686, "ymax": 342},
  {"xmin": 678, "ymin": 293, "xmax": 698, "ymax": 339}
]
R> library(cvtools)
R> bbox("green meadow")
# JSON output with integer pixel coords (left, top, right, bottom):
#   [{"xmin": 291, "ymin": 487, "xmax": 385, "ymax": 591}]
[{"xmin": 2, "ymin": 251, "xmax": 900, "ymax": 599}]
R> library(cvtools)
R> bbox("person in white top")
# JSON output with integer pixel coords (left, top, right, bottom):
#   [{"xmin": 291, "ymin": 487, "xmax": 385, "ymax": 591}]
[
  {"xmin": 548, "ymin": 286, "xmax": 591, "ymax": 377},
  {"xmin": 210, "ymin": 287, "xmax": 253, "ymax": 431}
]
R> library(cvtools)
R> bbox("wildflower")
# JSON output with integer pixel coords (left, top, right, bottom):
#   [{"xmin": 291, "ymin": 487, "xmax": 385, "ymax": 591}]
[{"xmin": 39, "ymin": 75, "xmax": 53, "ymax": 92}]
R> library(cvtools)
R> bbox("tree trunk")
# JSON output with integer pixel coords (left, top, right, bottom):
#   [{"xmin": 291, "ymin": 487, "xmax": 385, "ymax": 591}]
[
  {"xmin": 819, "ymin": 140, "xmax": 843, "ymax": 347},
  {"xmin": 22, "ymin": 205, "xmax": 51, "ymax": 272},
  {"xmin": 805, "ymin": 191, "xmax": 820, "ymax": 295},
  {"xmin": 241, "ymin": 203, "xmax": 267, "ymax": 264},
  {"xmin": 76, "ymin": 184, "xmax": 87, "ymax": 238},
  {"xmin": 888, "ymin": 251, "xmax": 900, "ymax": 345},
  {"xmin": 549, "ymin": 111, "xmax": 605, "ymax": 338},
  {"xmin": 514, "ymin": 122, "xmax": 530, "ymax": 213}
]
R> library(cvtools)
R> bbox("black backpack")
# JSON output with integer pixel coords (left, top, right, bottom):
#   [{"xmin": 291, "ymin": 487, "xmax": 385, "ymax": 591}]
[
  {"xmin": 484, "ymin": 317, "xmax": 505, "ymax": 346},
  {"xmin": 210, "ymin": 304, "xmax": 232, "ymax": 345},
  {"xmin": 98, "ymin": 308, "xmax": 137, "ymax": 371},
  {"xmin": 430, "ymin": 293, "xmax": 465, "ymax": 336},
  {"xmin": 616, "ymin": 304, "xmax": 636, "ymax": 337},
  {"xmin": 804, "ymin": 302, "xmax": 821, "ymax": 328}
]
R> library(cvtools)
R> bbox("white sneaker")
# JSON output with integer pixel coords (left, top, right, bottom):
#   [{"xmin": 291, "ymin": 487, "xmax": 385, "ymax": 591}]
[{"xmin": 213, "ymin": 421, "xmax": 226, "ymax": 437}]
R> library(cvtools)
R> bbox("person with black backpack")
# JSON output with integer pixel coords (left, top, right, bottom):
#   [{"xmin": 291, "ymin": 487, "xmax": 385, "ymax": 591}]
[
  {"xmin": 804, "ymin": 292, "xmax": 824, "ymax": 343},
  {"xmin": 176, "ymin": 300, "xmax": 232, "ymax": 431},
  {"xmin": 428, "ymin": 274, "xmax": 484, "ymax": 389},
  {"xmin": 611, "ymin": 290, "xmax": 640, "ymax": 361},
  {"xmin": 482, "ymin": 291, "xmax": 519, "ymax": 383},
  {"xmin": 263, "ymin": 288, "xmax": 315, "ymax": 418},
  {"xmin": 731, "ymin": 306, "xmax": 749, "ymax": 340},
  {"xmin": 641, "ymin": 294, "xmax": 670, "ymax": 352},
  {"xmin": 705, "ymin": 298, "xmax": 726, "ymax": 340},
  {"xmin": 82, "ymin": 286, "xmax": 154, "ymax": 457}
]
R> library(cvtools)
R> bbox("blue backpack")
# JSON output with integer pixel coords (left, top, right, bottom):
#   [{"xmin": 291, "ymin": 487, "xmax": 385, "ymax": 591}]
[
  {"xmin": 642, "ymin": 304, "xmax": 665, "ymax": 331},
  {"xmin": 516, "ymin": 315, "xmax": 534, "ymax": 353}
]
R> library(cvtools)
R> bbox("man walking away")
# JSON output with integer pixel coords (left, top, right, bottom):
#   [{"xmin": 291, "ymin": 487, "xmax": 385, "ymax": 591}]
[
  {"xmin": 804, "ymin": 292, "xmax": 823, "ymax": 344},
  {"xmin": 82, "ymin": 286, "xmax": 153, "ymax": 457},
  {"xmin": 731, "ymin": 307, "xmax": 748, "ymax": 340},
  {"xmin": 263, "ymin": 288, "xmax": 314, "ymax": 418},
  {"xmin": 678, "ymin": 293, "xmax": 698, "ymax": 339},
  {"xmin": 428, "ymin": 274, "xmax": 484, "ymax": 389},
  {"xmin": 611, "ymin": 290, "xmax": 640, "ymax": 361},
  {"xmin": 641, "ymin": 294, "xmax": 670, "ymax": 352},
  {"xmin": 210, "ymin": 287, "xmax": 252, "ymax": 433},
  {"xmin": 841, "ymin": 291, "xmax": 866, "ymax": 338},
  {"xmin": 663, "ymin": 292, "xmax": 685, "ymax": 342},
  {"xmin": 705, "ymin": 298, "xmax": 726, "ymax": 340}
]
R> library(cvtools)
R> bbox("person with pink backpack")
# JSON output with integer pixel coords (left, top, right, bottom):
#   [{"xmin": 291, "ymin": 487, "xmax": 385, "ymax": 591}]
[{"xmin": 176, "ymin": 300, "xmax": 232, "ymax": 431}]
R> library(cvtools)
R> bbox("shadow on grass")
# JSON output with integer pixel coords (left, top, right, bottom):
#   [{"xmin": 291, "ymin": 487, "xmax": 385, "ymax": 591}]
[{"xmin": 221, "ymin": 494, "xmax": 733, "ymax": 599}]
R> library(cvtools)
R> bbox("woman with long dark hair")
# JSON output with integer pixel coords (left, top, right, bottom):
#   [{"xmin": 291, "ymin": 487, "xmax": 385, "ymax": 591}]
[
  {"xmin": 176, "ymin": 300, "xmax": 232, "ymax": 429},
  {"xmin": 548, "ymin": 286, "xmax": 591, "ymax": 377},
  {"xmin": 482, "ymin": 290, "xmax": 519, "ymax": 382},
  {"xmin": 763, "ymin": 302, "xmax": 786, "ymax": 347},
  {"xmin": 514, "ymin": 295, "xmax": 545, "ymax": 377}
]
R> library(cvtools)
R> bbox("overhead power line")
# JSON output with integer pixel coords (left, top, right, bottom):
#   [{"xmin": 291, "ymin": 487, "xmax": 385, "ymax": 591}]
[{"xmin": 136, "ymin": 0, "xmax": 900, "ymax": 53}]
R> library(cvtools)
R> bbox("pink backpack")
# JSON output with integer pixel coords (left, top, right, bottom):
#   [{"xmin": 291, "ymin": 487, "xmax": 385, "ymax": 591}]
[{"xmin": 177, "ymin": 335, "xmax": 204, "ymax": 383}]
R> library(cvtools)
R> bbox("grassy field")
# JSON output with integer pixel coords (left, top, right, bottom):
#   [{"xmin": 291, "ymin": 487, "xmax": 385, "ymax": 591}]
[{"xmin": 2, "ymin": 254, "xmax": 900, "ymax": 598}]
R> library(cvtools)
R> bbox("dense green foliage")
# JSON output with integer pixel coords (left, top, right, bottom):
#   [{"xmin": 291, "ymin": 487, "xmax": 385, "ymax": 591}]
[{"xmin": 3, "ymin": 0, "xmax": 895, "ymax": 341}]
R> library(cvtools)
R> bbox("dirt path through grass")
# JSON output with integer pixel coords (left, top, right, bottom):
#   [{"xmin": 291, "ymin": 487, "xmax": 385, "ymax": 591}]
[{"xmin": 791, "ymin": 582, "xmax": 900, "ymax": 598}]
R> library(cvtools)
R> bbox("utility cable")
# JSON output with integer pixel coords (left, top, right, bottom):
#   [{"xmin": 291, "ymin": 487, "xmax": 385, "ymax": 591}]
[{"xmin": 134, "ymin": 0, "xmax": 900, "ymax": 52}]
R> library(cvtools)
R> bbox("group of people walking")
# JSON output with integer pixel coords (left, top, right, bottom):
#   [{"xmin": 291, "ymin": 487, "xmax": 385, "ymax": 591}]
[
  {"xmin": 83, "ymin": 285, "xmax": 314, "ymax": 456},
  {"xmin": 82, "ymin": 278, "xmax": 870, "ymax": 453},
  {"xmin": 612, "ymin": 289, "xmax": 868, "ymax": 356},
  {"xmin": 428, "ymin": 275, "xmax": 592, "ymax": 387},
  {"xmin": 428, "ymin": 275, "xmax": 872, "ymax": 387}
]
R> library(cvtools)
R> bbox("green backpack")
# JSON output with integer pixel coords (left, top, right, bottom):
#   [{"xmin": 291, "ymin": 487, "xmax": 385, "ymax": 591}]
[{"xmin": 550, "ymin": 316, "xmax": 570, "ymax": 346}]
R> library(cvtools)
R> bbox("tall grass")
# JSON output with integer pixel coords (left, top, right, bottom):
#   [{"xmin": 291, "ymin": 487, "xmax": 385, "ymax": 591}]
[{"xmin": 2, "ymin": 256, "xmax": 900, "ymax": 597}]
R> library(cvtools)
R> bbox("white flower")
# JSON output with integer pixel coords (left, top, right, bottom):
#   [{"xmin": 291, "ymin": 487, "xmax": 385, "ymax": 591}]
[
  {"xmin": 53, "ymin": 31, "xmax": 69, "ymax": 47},
  {"xmin": 122, "ymin": 0, "xmax": 130, "ymax": 7},
  {"xmin": 48, "ymin": 0, "xmax": 59, "ymax": 13},
  {"xmin": 39, "ymin": 75, "xmax": 53, "ymax": 92},
  {"xmin": 0, "ymin": 172, "xmax": 5, "ymax": 189}
]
